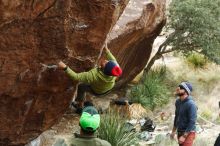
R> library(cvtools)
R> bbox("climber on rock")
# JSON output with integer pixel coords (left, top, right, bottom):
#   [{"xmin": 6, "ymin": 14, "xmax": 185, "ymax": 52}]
[{"xmin": 58, "ymin": 43, "xmax": 122, "ymax": 113}]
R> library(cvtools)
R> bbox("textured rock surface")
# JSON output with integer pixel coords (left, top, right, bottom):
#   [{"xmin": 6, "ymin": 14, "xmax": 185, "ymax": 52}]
[
  {"xmin": 0, "ymin": 0, "xmax": 128, "ymax": 145},
  {"xmin": 0, "ymin": 0, "xmax": 166, "ymax": 145}
]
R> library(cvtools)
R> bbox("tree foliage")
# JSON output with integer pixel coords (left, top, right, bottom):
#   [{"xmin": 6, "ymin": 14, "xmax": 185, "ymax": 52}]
[
  {"xmin": 145, "ymin": 0, "xmax": 220, "ymax": 73},
  {"xmin": 169, "ymin": 0, "xmax": 220, "ymax": 62}
]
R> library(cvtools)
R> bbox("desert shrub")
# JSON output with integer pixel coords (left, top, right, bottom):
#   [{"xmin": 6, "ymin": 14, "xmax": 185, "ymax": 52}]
[{"xmin": 186, "ymin": 53, "xmax": 208, "ymax": 69}]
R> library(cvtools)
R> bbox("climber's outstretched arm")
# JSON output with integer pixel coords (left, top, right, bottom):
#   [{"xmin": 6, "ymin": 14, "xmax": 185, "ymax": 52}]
[
  {"xmin": 58, "ymin": 61, "xmax": 96, "ymax": 84},
  {"xmin": 104, "ymin": 43, "xmax": 117, "ymax": 61}
]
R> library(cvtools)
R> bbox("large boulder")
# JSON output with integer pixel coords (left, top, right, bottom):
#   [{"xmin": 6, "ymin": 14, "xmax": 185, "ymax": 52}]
[
  {"xmin": 0, "ymin": 0, "xmax": 166, "ymax": 145},
  {"xmin": 0, "ymin": 0, "xmax": 128, "ymax": 145},
  {"xmin": 109, "ymin": 0, "xmax": 166, "ymax": 87}
]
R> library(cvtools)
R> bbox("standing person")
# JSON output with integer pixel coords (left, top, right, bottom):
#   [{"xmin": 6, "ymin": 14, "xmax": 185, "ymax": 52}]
[
  {"xmin": 170, "ymin": 82, "xmax": 197, "ymax": 146},
  {"xmin": 58, "ymin": 44, "xmax": 122, "ymax": 113},
  {"xmin": 53, "ymin": 106, "xmax": 111, "ymax": 146}
]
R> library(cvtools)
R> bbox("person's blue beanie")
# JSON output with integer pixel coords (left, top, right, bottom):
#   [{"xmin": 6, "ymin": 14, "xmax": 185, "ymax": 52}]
[
  {"xmin": 179, "ymin": 82, "xmax": 193, "ymax": 95},
  {"xmin": 103, "ymin": 61, "xmax": 122, "ymax": 76}
]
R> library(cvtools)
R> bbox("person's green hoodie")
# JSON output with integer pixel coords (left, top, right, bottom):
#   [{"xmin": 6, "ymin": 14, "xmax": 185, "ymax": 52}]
[
  {"xmin": 53, "ymin": 136, "xmax": 111, "ymax": 146},
  {"xmin": 65, "ymin": 50, "xmax": 118, "ymax": 94},
  {"xmin": 68, "ymin": 136, "xmax": 111, "ymax": 146}
]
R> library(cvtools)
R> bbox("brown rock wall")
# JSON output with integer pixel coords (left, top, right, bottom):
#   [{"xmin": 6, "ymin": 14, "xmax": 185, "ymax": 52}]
[
  {"xmin": 0, "ymin": 0, "xmax": 166, "ymax": 145},
  {"xmin": 0, "ymin": 0, "xmax": 128, "ymax": 145}
]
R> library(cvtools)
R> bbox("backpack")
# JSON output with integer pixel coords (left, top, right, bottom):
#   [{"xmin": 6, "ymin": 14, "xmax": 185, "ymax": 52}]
[{"xmin": 141, "ymin": 117, "xmax": 156, "ymax": 132}]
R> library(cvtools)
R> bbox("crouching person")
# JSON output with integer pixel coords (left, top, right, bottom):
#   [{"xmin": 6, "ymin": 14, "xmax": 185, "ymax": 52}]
[{"xmin": 53, "ymin": 106, "xmax": 111, "ymax": 146}]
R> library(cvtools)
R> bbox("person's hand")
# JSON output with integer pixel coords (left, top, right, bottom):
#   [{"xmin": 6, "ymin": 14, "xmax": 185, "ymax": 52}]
[
  {"xmin": 170, "ymin": 132, "xmax": 176, "ymax": 139},
  {"xmin": 178, "ymin": 136, "xmax": 186, "ymax": 144},
  {"xmin": 58, "ymin": 61, "xmax": 67, "ymax": 70}
]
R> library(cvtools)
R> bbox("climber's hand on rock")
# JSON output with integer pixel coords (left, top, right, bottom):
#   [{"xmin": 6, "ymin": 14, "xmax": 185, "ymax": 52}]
[{"xmin": 58, "ymin": 61, "xmax": 67, "ymax": 70}]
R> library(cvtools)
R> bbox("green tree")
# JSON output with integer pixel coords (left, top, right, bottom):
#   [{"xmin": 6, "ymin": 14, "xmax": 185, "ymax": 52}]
[{"xmin": 144, "ymin": 0, "xmax": 220, "ymax": 73}]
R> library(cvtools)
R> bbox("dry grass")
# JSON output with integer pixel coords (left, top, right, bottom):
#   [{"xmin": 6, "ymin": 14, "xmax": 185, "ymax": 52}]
[{"xmin": 129, "ymin": 103, "xmax": 153, "ymax": 119}]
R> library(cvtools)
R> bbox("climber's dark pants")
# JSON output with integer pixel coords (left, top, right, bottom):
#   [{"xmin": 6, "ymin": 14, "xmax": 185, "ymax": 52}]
[
  {"xmin": 75, "ymin": 84, "xmax": 93, "ymax": 102},
  {"xmin": 75, "ymin": 83, "xmax": 111, "ymax": 102}
]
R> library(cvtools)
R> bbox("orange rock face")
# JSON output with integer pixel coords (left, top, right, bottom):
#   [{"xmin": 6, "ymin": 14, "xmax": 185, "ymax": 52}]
[{"xmin": 0, "ymin": 0, "xmax": 165, "ymax": 145}]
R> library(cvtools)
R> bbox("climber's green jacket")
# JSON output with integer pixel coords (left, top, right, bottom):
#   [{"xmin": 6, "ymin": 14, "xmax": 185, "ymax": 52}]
[{"xmin": 65, "ymin": 50, "xmax": 118, "ymax": 94}]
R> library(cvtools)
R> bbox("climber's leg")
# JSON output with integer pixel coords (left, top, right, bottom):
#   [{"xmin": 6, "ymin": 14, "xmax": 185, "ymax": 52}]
[{"xmin": 72, "ymin": 84, "xmax": 93, "ymax": 113}]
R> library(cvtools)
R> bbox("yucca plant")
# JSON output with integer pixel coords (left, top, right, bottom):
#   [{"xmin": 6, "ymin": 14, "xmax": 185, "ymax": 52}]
[
  {"xmin": 129, "ymin": 66, "xmax": 171, "ymax": 110},
  {"xmin": 97, "ymin": 109, "xmax": 139, "ymax": 146}
]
